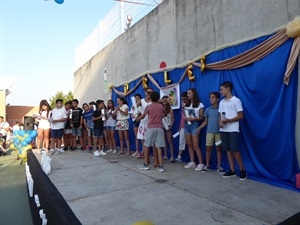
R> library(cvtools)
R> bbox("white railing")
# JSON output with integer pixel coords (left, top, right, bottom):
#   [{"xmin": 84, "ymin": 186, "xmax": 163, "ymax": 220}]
[{"xmin": 75, "ymin": 0, "xmax": 161, "ymax": 71}]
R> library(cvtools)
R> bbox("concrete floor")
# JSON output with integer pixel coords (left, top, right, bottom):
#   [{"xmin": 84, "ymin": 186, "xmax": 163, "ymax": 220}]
[{"xmin": 33, "ymin": 149, "xmax": 300, "ymax": 225}]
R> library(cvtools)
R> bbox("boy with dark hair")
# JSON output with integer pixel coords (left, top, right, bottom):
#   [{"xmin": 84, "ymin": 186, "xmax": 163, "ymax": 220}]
[
  {"xmin": 197, "ymin": 92, "xmax": 225, "ymax": 174},
  {"xmin": 137, "ymin": 91, "xmax": 166, "ymax": 172},
  {"xmin": 49, "ymin": 99, "xmax": 68, "ymax": 155},
  {"xmin": 70, "ymin": 99, "xmax": 84, "ymax": 150},
  {"xmin": 219, "ymin": 81, "xmax": 247, "ymax": 180},
  {"xmin": 92, "ymin": 100, "xmax": 107, "ymax": 156}
]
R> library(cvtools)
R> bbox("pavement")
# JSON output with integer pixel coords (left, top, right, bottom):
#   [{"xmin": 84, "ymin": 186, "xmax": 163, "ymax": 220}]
[
  {"xmin": 31, "ymin": 148, "xmax": 300, "ymax": 225},
  {"xmin": 0, "ymin": 151, "xmax": 33, "ymax": 225}
]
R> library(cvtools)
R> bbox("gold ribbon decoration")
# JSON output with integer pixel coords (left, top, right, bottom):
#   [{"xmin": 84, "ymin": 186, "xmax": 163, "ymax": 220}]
[
  {"xmin": 142, "ymin": 76, "xmax": 148, "ymax": 89},
  {"xmin": 200, "ymin": 55, "xmax": 206, "ymax": 72},
  {"xmin": 187, "ymin": 64, "xmax": 195, "ymax": 81},
  {"xmin": 164, "ymin": 70, "xmax": 171, "ymax": 85},
  {"xmin": 124, "ymin": 83, "xmax": 129, "ymax": 94}
]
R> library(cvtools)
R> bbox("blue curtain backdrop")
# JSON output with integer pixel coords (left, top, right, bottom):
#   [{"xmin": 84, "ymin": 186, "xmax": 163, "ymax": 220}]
[{"xmin": 112, "ymin": 33, "xmax": 300, "ymax": 191}]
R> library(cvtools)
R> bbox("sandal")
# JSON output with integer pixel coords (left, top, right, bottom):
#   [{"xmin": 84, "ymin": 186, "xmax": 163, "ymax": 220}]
[{"xmin": 117, "ymin": 151, "xmax": 124, "ymax": 155}]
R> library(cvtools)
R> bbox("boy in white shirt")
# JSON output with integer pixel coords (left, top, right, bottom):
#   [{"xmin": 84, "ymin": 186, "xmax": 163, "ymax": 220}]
[
  {"xmin": 219, "ymin": 81, "xmax": 247, "ymax": 180},
  {"xmin": 49, "ymin": 99, "xmax": 68, "ymax": 155}
]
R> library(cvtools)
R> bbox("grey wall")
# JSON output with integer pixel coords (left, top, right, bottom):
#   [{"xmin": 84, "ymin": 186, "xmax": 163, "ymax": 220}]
[{"xmin": 74, "ymin": 0, "xmax": 300, "ymax": 162}]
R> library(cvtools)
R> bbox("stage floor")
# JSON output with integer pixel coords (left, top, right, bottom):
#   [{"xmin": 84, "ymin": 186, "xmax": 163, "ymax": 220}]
[{"xmin": 33, "ymin": 148, "xmax": 300, "ymax": 225}]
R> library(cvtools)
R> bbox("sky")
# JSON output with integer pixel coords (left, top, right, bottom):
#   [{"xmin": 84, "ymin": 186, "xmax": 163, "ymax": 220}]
[{"xmin": 0, "ymin": 0, "xmax": 117, "ymax": 106}]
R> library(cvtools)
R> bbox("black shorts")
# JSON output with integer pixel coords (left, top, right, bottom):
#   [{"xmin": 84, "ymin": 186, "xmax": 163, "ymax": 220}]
[{"xmin": 220, "ymin": 132, "xmax": 239, "ymax": 152}]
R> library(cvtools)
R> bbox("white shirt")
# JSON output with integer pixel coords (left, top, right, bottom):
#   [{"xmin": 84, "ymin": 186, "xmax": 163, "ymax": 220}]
[
  {"xmin": 38, "ymin": 111, "xmax": 51, "ymax": 129},
  {"xmin": 116, "ymin": 104, "xmax": 130, "ymax": 120},
  {"xmin": 139, "ymin": 98, "xmax": 152, "ymax": 123},
  {"xmin": 219, "ymin": 96, "xmax": 243, "ymax": 132},
  {"xmin": 51, "ymin": 108, "xmax": 68, "ymax": 130},
  {"xmin": 0, "ymin": 121, "xmax": 10, "ymax": 136},
  {"xmin": 184, "ymin": 102, "xmax": 204, "ymax": 118}
]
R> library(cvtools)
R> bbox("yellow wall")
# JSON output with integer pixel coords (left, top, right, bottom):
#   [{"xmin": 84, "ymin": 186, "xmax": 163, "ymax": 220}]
[{"xmin": 0, "ymin": 90, "xmax": 6, "ymax": 120}]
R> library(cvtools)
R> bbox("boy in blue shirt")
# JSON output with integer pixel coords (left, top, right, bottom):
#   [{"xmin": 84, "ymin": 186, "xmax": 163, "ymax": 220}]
[{"xmin": 197, "ymin": 92, "xmax": 225, "ymax": 174}]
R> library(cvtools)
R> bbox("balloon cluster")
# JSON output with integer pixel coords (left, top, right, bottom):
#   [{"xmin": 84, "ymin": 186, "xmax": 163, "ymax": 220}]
[{"xmin": 10, "ymin": 130, "xmax": 38, "ymax": 162}]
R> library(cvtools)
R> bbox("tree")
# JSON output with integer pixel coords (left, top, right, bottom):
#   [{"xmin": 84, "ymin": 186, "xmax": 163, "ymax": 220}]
[{"xmin": 49, "ymin": 91, "xmax": 74, "ymax": 109}]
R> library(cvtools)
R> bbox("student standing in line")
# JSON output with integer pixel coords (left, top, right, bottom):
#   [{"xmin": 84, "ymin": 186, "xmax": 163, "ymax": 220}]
[
  {"xmin": 183, "ymin": 88, "xmax": 205, "ymax": 171},
  {"xmin": 106, "ymin": 100, "xmax": 117, "ymax": 153},
  {"xmin": 161, "ymin": 96, "xmax": 175, "ymax": 162},
  {"xmin": 114, "ymin": 97, "xmax": 131, "ymax": 155},
  {"xmin": 34, "ymin": 100, "xmax": 51, "ymax": 154},
  {"xmin": 48, "ymin": 99, "xmax": 68, "ymax": 155},
  {"xmin": 218, "ymin": 81, "xmax": 247, "ymax": 180},
  {"xmin": 196, "ymin": 92, "xmax": 225, "ymax": 174},
  {"xmin": 131, "ymin": 93, "xmax": 142, "ymax": 157},
  {"xmin": 92, "ymin": 100, "xmax": 107, "ymax": 156},
  {"xmin": 175, "ymin": 91, "xmax": 188, "ymax": 162},
  {"xmin": 63, "ymin": 101, "xmax": 72, "ymax": 150},
  {"xmin": 70, "ymin": 99, "xmax": 84, "ymax": 151},
  {"xmin": 83, "ymin": 103, "xmax": 94, "ymax": 151}
]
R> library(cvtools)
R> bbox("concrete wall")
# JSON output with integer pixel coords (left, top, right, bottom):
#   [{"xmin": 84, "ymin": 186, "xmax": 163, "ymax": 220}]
[{"xmin": 74, "ymin": 0, "xmax": 300, "ymax": 162}]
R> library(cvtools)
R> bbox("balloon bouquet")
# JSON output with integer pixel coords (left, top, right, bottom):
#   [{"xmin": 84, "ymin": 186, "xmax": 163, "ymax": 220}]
[{"xmin": 9, "ymin": 130, "xmax": 38, "ymax": 164}]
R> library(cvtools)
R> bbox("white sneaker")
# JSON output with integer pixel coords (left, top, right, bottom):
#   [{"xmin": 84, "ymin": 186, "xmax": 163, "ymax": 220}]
[
  {"xmin": 195, "ymin": 164, "xmax": 204, "ymax": 171},
  {"xmin": 93, "ymin": 150, "xmax": 100, "ymax": 157},
  {"xmin": 99, "ymin": 150, "xmax": 107, "ymax": 156},
  {"xmin": 59, "ymin": 148, "xmax": 65, "ymax": 153},
  {"xmin": 184, "ymin": 162, "xmax": 196, "ymax": 169},
  {"xmin": 54, "ymin": 149, "xmax": 61, "ymax": 155},
  {"xmin": 113, "ymin": 149, "xmax": 117, "ymax": 154},
  {"xmin": 107, "ymin": 149, "xmax": 113, "ymax": 153},
  {"xmin": 47, "ymin": 149, "xmax": 55, "ymax": 156}
]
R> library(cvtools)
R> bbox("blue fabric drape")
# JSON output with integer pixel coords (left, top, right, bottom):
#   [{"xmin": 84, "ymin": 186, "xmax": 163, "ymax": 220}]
[{"xmin": 112, "ymin": 34, "xmax": 300, "ymax": 191}]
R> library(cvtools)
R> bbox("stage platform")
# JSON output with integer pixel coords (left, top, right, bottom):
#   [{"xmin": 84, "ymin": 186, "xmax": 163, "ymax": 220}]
[{"xmin": 32, "ymin": 149, "xmax": 300, "ymax": 225}]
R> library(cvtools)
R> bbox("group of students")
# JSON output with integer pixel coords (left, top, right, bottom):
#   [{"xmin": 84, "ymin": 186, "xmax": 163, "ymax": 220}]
[{"xmin": 34, "ymin": 80, "xmax": 247, "ymax": 180}]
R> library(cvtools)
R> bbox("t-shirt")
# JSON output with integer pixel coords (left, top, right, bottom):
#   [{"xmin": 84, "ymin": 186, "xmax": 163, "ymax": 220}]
[
  {"xmin": 51, "ymin": 107, "xmax": 68, "ymax": 130},
  {"xmin": 38, "ymin": 111, "xmax": 51, "ymax": 129},
  {"xmin": 116, "ymin": 104, "xmax": 129, "ymax": 120},
  {"xmin": 218, "ymin": 96, "xmax": 243, "ymax": 132},
  {"xmin": 71, "ymin": 107, "xmax": 83, "ymax": 128},
  {"xmin": 0, "ymin": 121, "xmax": 10, "ymax": 136},
  {"xmin": 144, "ymin": 102, "xmax": 164, "ymax": 129},
  {"xmin": 204, "ymin": 106, "xmax": 219, "ymax": 133},
  {"xmin": 92, "ymin": 109, "xmax": 104, "ymax": 129},
  {"xmin": 83, "ymin": 109, "xmax": 94, "ymax": 129},
  {"xmin": 139, "ymin": 98, "xmax": 152, "ymax": 123},
  {"xmin": 106, "ymin": 109, "xmax": 117, "ymax": 127},
  {"xmin": 184, "ymin": 102, "xmax": 204, "ymax": 125}
]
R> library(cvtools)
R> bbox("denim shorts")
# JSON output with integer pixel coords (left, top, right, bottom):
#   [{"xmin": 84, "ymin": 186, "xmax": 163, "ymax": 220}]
[
  {"xmin": 106, "ymin": 126, "xmax": 116, "ymax": 130},
  {"xmin": 184, "ymin": 122, "xmax": 199, "ymax": 135},
  {"xmin": 72, "ymin": 127, "xmax": 82, "ymax": 136},
  {"xmin": 51, "ymin": 129, "xmax": 64, "ymax": 139},
  {"xmin": 94, "ymin": 128, "xmax": 104, "ymax": 138}
]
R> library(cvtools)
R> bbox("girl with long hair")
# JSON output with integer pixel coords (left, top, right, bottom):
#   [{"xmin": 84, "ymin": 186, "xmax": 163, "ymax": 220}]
[
  {"xmin": 35, "ymin": 99, "xmax": 52, "ymax": 153},
  {"xmin": 114, "ymin": 97, "xmax": 131, "ymax": 155},
  {"xmin": 183, "ymin": 88, "xmax": 205, "ymax": 170}
]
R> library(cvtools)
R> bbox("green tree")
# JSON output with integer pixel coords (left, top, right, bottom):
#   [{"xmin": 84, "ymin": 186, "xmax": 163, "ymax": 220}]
[{"xmin": 49, "ymin": 91, "xmax": 74, "ymax": 109}]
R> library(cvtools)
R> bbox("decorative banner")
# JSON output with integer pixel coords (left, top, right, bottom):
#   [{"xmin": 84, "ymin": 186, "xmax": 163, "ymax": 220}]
[
  {"xmin": 187, "ymin": 64, "xmax": 195, "ymax": 81},
  {"xmin": 124, "ymin": 83, "xmax": 129, "ymax": 94},
  {"xmin": 164, "ymin": 71, "xmax": 171, "ymax": 85},
  {"xmin": 142, "ymin": 76, "xmax": 148, "ymax": 89},
  {"xmin": 160, "ymin": 84, "xmax": 180, "ymax": 109}
]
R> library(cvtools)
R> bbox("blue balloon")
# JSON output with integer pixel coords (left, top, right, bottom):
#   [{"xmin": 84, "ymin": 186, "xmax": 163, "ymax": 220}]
[
  {"xmin": 13, "ymin": 130, "xmax": 19, "ymax": 135},
  {"xmin": 21, "ymin": 140, "xmax": 28, "ymax": 147},
  {"xmin": 30, "ymin": 130, "xmax": 38, "ymax": 138},
  {"xmin": 25, "ymin": 136, "xmax": 32, "ymax": 144},
  {"xmin": 14, "ymin": 138, "xmax": 20, "ymax": 145},
  {"xmin": 54, "ymin": 0, "xmax": 64, "ymax": 4},
  {"xmin": 18, "ymin": 130, "xmax": 25, "ymax": 136}
]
